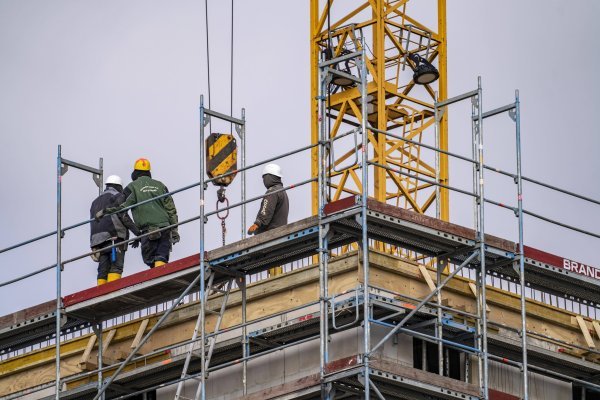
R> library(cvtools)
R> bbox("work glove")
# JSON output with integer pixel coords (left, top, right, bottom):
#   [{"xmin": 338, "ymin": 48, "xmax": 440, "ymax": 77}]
[
  {"xmin": 170, "ymin": 230, "xmax": 180, "ymax": 245},
  {"xmin": 94, "ymin": 210, "xmax": 105, "ymax": 221},
  {"xmin": 247, "ymin": 223, "xmax": 259, "ymax": 235},
  {"xmin": 131, "ymin": 225, "xmax": 141, "ymax": 237},
  {"xmin": 130, "ymin": 239, "xmax": 140, "ymax": 248}
]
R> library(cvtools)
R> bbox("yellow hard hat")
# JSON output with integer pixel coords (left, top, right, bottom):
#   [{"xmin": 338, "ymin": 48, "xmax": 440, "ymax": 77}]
[{"xmin": 134, "ymin": 158, "xmax": 151, "ymax": 171}]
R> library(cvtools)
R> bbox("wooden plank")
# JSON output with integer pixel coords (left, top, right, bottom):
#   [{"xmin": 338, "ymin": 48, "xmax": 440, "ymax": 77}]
[
  {"xmin": 593, "ymin": 321, "xmax": 600, "ymax": 340},
  {"xmin": 77, "ymin": 361, "xmax": 98, "ymax": 371},
  {"xmin": 575, "ymin": 316, "xmax": 596, "ymax": 348},
  {"xmin": 468, "ymin": 282, "xmax": 490, "ymax": 312},
  {"xmin": 418, "ymin": 265, "xmax": 436, "ymax": 292},
  {"xmin": 100, "ymin": 329, "xmax": 127, "ymax": 362},
  {"xmin": 77, "ymin": 335, "xmax": 96, "ymax": 369},
  {"xmin": 102, "ymin": 329, "xmax": 116, "ymax": 353},
  {"xmin": 131, "ymin": 319, "xmax": 149, "ymax": 350}
]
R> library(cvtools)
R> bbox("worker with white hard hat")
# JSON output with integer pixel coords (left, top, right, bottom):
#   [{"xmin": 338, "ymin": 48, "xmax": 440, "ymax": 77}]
[
  {"xmin": 247, "ymin": 163, "xmax": 289, "ymax": 237},
  {"xmin": 89, "ymin": 175, "xmax": 140, "ymax": 286}
]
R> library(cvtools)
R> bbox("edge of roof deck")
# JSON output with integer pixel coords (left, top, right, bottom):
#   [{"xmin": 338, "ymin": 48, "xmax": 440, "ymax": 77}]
[{"xmin": 1, "ymin": 197, "xmax": 598, "ymax": 335}]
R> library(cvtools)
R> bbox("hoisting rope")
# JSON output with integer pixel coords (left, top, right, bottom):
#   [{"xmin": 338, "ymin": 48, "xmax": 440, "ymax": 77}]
[
  {"xmin": 204, "ymin": 0, "xmax": 234, "ymax": 117},
  {"xmin": 205, "ymin": 1, "xmax": 235, "ymax": 246},
  {"xmin": 230, "ymin": 0, "xmax": 234, "ymax": 133}
]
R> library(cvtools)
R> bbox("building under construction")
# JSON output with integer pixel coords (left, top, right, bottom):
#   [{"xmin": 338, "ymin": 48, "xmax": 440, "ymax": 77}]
[{"xmin": 1, "ymin": 1, "xmax": 600, "ymax": 400}]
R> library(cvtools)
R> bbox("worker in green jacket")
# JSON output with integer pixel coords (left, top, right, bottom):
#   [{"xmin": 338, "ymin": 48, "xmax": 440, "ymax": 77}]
[{"xmin": 102, "ymin": 158, "xmax": 180, "ymax": 268}]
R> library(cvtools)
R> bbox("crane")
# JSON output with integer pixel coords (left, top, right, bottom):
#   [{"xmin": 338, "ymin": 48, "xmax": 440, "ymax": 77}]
[{"xmin": 310, "ymin": 0, "xmax": 448, "ymax": 222}]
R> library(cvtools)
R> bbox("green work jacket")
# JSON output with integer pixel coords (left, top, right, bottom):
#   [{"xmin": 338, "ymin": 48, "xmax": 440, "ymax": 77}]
[{"xmin": 112, "ymin": 176, "xmax": 178, "ymax": 232}]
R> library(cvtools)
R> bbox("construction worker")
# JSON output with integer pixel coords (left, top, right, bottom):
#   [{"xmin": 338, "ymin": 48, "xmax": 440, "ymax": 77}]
[
  {"xmin": 102, "ymin": 158, "xmax": 180, "ymax": 268},
  {"xmin": 90, "ymin": 175, "xmax": 140, "ymax": 285},
  {"xmin": 247, "ymin": 163, "xmax": 289, "ymax": 276},
  {"xmin": 247, "ymin": 163, "xmax": 289, "ymax": 235}
]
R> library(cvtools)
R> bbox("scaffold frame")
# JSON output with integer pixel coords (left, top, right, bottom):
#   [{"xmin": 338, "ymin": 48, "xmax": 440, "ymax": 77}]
[{"xmin": 2, "ymin": 67, "xmax": 600, "ymax": 400}]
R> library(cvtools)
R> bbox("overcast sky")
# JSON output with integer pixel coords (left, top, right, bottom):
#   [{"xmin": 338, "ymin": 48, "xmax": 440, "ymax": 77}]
[{"xmin": 0, "ymin": 1, "xmax": 599, "ymax": 317}]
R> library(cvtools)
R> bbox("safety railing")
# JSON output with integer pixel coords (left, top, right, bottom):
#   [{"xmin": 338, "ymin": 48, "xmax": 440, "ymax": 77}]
[
  {"xmin": 362, "ymin": 81, "xmax": 600, "ymax": 400},
  {"xmin": 0, "ymin": 79, "xmax": 372, "ymax": 399}
]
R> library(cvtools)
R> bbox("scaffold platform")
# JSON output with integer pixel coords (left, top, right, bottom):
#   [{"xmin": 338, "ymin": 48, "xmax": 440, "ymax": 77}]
[{"xmin": 2, "ymin": 197, "xmax": 597, "ymax": 356}]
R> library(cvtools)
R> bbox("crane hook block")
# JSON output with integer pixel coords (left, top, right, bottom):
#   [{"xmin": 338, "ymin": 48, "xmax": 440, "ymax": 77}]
[{"xmin": 206, "ymin": 133, "xmax": 237, "ymax": 187}]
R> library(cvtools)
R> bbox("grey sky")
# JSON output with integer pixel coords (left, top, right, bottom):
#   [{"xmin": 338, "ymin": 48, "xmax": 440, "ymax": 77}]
[{"xmin": 0, "ymin": 0, "xmax": 598, "ymax": 316}]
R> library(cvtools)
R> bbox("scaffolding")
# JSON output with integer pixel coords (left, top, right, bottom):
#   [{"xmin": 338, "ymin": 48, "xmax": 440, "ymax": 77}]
[{"xmin": 2, "ymin": 47, "xmax": 600, "ymax": 400}]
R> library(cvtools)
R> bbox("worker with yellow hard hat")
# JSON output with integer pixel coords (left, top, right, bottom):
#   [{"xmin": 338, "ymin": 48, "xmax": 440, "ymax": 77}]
[
  {"xmin": 104, "ymin": 158, "xmax": 180, "ymax": 268},
  {"xmin": 134, "ymin": 158, "xmax": 151, "ymax": 171}
]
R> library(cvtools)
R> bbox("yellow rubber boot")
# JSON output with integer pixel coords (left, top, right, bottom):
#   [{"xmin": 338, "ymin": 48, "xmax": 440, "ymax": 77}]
[
  {"xmin": 97, "ymin": 279, "xmax": 107, "ymax": 286},
  {"xmin": 107, "ymin": 273, "xmax": 121, "ymax": 282},
  {"xmin": 154, "ymin": 260, "xmax": 166, "ymax": 268}
]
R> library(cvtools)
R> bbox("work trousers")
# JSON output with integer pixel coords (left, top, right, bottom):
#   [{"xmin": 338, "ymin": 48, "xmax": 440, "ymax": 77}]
[
  {"xmin": 96, "ymin": 245, "xmax": 125, "ymax": 280},
  {"xmin": 141, "ymin": 230, "xmax": 172, "ymax": 267}
]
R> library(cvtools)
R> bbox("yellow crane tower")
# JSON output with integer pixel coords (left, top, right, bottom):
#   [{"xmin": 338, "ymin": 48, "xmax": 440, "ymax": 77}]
[{"xmin": 310, "ymin": 0, "xmax": 448, "ymax": 221}]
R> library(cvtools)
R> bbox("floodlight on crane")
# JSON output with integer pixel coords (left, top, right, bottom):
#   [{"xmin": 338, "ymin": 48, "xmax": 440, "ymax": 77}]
[{"xmin": 408, "ymin": 53, "xmax": 439, "ymax": 85}]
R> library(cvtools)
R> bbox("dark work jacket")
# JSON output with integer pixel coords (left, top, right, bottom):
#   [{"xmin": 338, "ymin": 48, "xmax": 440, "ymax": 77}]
[
  {"xmin": 90, "ymin": 187, "xmax": 139, "ymax": 248},
  {"xmin": 254, "ymin": 175, "xmax": 289, "ymax": 234}
]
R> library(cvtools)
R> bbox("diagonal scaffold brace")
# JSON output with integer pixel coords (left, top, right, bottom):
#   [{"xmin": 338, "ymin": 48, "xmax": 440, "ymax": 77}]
[{"xmin": 174, "ymin": 268, "xmax": 235, "ymax": 399}]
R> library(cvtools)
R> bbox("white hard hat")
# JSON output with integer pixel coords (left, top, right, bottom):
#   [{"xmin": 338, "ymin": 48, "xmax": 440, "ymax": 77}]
[
  {"xmin": 262, "ymin": 163, "xmax": 282, "ymax": 178},
  {"xmin": 105, "ymin": 175, "xmax": 123, "ymax": 186}
]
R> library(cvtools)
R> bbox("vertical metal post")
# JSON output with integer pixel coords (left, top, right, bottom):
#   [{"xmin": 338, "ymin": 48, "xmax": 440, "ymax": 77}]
[
  {"xmin": 514, "ymin": 90, "xmax": 528, "ymax": 400},
  {"xmin": 94, "ymin": 323, "xmax": 104, "ymax": 400},
  {"xmin": 241, "ymin": 277, "xmax": 248, "ymax": 395},
  {"xmin": 470, "ymin": 89, "xmax": 482, "ymax": 393},
  {"xmin": 199, "ymin": 95, "xmax": 207, "ymax": 400},
  {"xmin": 98, "ymin": 158, "xmax": 103, "ymax": 196},
  {"xmin": 317, "ymin": 57, "xmax": 330, "ymax": 394},
  {"xmin": 359, "ymin": 39, "xmax": 370, "ymax": 400},
  {"xmin": 241, "ymin": 108, "xmax": 246, "ymax": 240},
  {"xmin": 475, "ymin": 76, "xmax": 489, "ymax": 399},
  {"xmin": 437, "ymin": 258, "xmax": 443, "ymax": 375},
  {"xmin": 434, "ymin": 92, "xmax": 443, "ymax": 376},
  {"xmin": 55, "ymin": 145, "xmax": 62, "ymax": 399}
]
